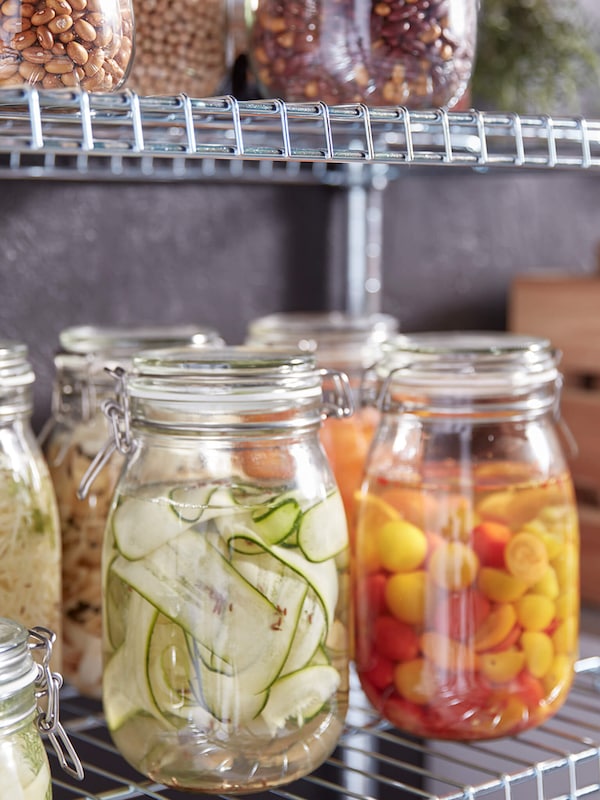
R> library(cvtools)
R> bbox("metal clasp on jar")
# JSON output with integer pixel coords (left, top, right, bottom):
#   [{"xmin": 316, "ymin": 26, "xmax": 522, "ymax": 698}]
[
  {"xmin": 320, "ymin": 368, "xmax": 354, "ymax": 419},
  {"xmin": 29, "ymin": 627, "xmax": 84, "ymax": 781},
  {"xmin": 78, "ymin": 365, "xmax": 132, "ymax": 500}
]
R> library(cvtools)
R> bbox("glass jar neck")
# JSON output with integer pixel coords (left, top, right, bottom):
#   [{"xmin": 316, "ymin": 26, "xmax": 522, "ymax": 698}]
[
  {"xmin": 377, "ymin": 332, "xmax": 561, "ymax": 422},
  {"xmin": 0, "ymin": 619, "xmax": 37, "ymax": 731},
  {"xmin": 0, "ymin": 341, "xmax": 35, "ymax": 419}
]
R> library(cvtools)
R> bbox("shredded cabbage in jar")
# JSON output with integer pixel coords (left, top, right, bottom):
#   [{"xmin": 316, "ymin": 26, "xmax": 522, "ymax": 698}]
[{"xmin": 0, "ymin": 462, "xmax": 61, "ymax": 667}]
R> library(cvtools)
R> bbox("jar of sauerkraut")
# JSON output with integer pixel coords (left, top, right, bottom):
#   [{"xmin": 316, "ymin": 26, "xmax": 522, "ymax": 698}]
[
  {"xmin": 245, "ymin": 311, "xmax": 399, "ymax": 545},
  {"xmin": 0, "ymin": 341, "xmax": 62, "ymax": 667},
  {"xmin": 354, "ymin": 332, "xmax": 579, "ymax": 740},
  {"xmin": 40, "ymin": 324, "xmax": 224, "ymax": 699},
  {"xmin": 88, "ymin": 347, "xmax": 352, "ymax": 792},
  {"xmin": 0, "ymin": 619, "xmax": 83, "ymax": 798}
]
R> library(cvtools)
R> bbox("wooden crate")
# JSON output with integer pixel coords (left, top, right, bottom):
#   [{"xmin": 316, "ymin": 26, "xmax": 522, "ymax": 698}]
[{"xmin": 509, "ymin": 274, "xmax": 600, "ymax": 606}]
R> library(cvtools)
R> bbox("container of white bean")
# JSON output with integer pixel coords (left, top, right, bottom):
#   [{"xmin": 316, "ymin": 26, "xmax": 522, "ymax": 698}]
[{"xmin": 123, "ymin": 0, "xmax": 230, "ymax": 97}]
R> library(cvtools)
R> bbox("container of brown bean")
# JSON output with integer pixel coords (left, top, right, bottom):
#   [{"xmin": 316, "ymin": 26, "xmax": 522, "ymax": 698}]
[
  {"xmin": 123, "ymin": 0, "xmax": 230, "ymax": 97},
  {"xmin": 0, "ymin": 0, "xmax": 133, "ymax": 90},
  {"xmin": 247, "ymin": 0, "xmax": 478, "ymax": 108}
]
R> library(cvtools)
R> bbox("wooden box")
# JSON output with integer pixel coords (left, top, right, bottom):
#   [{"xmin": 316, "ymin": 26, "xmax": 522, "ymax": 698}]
[{"xmin": 509, "ymin": 274, "xmax": 600, "ymax": 606}]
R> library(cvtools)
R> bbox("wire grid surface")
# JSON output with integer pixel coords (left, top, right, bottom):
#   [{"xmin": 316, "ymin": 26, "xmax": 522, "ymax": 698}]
[
  {"xmin": 1, "ymin": 89, "xmax": 600, "ymax": 180},
  {"xmin": 49, "ymin": 659, "xmax": 600, "ymax": 800}
]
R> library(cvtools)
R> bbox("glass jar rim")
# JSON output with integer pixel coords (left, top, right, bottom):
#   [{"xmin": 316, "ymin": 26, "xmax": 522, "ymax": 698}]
[
  {"xmin": 377, "ymin": 331, "xmax": 560, "ymax": 396},
  {"xmin": 58, "ymin": 324, "xmax": 224, "ymax": 357},
  {"xmin": 0, "ymin": 618, "xmax": 37, "ymax": 698},
  {"xmin": 0, "ymin": 340, "xmax": 35, "ymax": 389},
  {"xmin": 246, "ymin": 311, "xmax": 399, "ymax": 367}
]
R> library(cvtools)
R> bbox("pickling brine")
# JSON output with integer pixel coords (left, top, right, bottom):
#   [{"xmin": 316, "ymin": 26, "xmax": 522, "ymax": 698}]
[
  {"xmin": 103, "ymin": 480, "xmax": 349, "ymax": 790},
  {"xmin": 354, "ymin": 332, "xmax": 580, "ymax": 741},
  {"xmin": 354, "ymin": 465, "xmax": 578, "ymax": 739}
]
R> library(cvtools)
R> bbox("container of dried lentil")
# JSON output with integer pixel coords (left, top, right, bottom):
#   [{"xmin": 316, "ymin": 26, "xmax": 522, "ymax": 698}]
[
  {"xmin": 0, "ymin": 0, "xmax": 133, "ymax": 90},
  {"xmin": 123, "ymin": 0, "xmax": 230, "ymax": 97},
  {"xmin": 246, "ymin": 0, "xmax": 478, "ymax": 107}
]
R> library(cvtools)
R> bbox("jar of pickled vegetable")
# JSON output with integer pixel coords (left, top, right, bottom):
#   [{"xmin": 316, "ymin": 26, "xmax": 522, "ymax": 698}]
[
  {"xmin": 40, "ymin": 324, "xmax": 224, "ymax": 700},
  {"xmin": 354, "ymin": 332, "xmax": 579, "ymax": 740},
  {"xmin": 0, "ymin": 618, "xmax": 84, "ymax": 798},
  {"xmin": 0, "ymin": 341, "xmax": 62, "ymax": 667},
  {"xmin": 245, "ymin": 311, "xmax": 399, "ymax": 543},
  {"xmin": 90, "ymin": 346, "xmax": 352, "ymax": 792},
  {"xmin": 246, "ymin": 0, "xmax": 478, "ymax": 106}
]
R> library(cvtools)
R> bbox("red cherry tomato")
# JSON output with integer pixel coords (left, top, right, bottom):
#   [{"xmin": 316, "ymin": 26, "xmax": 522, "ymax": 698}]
[{"xmin": 374, "ymin": 616, "xmax": 420, "ymax": 662}]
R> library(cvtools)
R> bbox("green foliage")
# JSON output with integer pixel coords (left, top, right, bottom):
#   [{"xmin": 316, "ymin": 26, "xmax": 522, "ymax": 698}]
[{"xmin": 472, "ymin": 0, "xmax": 600, "ymax": 113}]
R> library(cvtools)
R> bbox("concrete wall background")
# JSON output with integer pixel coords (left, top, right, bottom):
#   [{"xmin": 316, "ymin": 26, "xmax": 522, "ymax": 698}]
[{"xmin": 0, "ymin": 169, "xmax": 599, "ymax": 431}]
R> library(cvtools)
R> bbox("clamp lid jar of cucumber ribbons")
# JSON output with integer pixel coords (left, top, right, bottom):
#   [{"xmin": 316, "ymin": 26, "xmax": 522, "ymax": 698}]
[
  {"xmin": 354, "ymin": 331, "xmax": 579, "ymax": 741},
  {"xmin": 245, "ymin": 311, "xmax": 399, "ymax": 540},
  {"xmin": 40, "ymin": 324, "xmax": 224, "ymax": 701},
  {"xmin": 84, "ymin": 346, "xmax": 352, "ymax": 793},
  {"xmin": 0, "ymin": 341, "xmax": 62, "ymax": 668},
  {"xmin": 0, "ymin": 619, "xmax": 84, "ymax": 797}
]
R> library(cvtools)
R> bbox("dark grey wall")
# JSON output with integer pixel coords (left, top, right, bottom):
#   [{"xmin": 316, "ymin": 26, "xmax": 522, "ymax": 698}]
[{"xmin": 1, "ymin": 169, "xmax": 599, "ymax": 431}]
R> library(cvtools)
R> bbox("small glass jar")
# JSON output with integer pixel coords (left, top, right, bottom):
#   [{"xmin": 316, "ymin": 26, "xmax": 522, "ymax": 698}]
[
  {"xmin": 0, "ymin": 0, "xmax": 134, "ymax": 91},
  {"xmin": 123, "ymin": 0, "xmax": 229, "ymax": 96},
  {"xmin": 246, "ymin": 0, "xmax": 478, "ymax": 107},
  {"xmin": 92, "ymin": 346, "xmax": 351, "ymax": 792},
  {"xmin": 0, "ymin": 618, "xmax": 83, "ymax": 798},
  {"xmin": 354, "ymin": 332, "xmax": 579, "ymax": 740},
  {"xmin": 245, "ymin": 311, "xmax": 399, "ymax": 543},
  {"xmin": 40, "ymin": 324, "xmax": 224, "ymax": 700},
  {"xmin": 0, "ymin": 341, "xmax": 62, "ymax": 667}
]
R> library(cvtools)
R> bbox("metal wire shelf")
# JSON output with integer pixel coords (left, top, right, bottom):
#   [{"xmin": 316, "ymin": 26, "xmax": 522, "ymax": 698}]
[
  {"xmin": 49, "ymin": 658, "xmax": 600, "ymax": 800},
  {"xmin": 2, "ymin": 88, "xmax": 600, "ymax": 181}
]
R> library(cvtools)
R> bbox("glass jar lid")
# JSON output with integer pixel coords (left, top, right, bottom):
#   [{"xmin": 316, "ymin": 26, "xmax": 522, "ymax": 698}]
[
  {"xmin": 246, "ymin": 312, "xmax": 399, "ymax": 369},
  {"xmin": 127, "ymin": 346, "xmax": 322, "ymax": 410},
  {"xmin": 376, "ymin": 332, "xmax": 560, "ymax": 413},
  {"xmin": 0, "ymin": 340, "xmax": 35, "ymax": 390},
  {"xmin": 0, "ymin": 617, "xmax": 37, "ymax": 699}
]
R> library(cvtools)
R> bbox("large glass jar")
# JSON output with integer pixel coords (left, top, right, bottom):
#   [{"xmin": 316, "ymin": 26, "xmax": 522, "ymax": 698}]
[
  {"xmin": 354, "ymin": 332, "xmax": 579, "ymax": 740},
  {"xmin": 94, "ymin": 347, "xmax": 351, "ymax": 792},
  {"xmin": 0, "ymin": 0, "xmax": 133, "ymax": 90},
  {"xmin": 40, "ymin": 324, "xmax": 224, "ymax": 699},
  {"xmin": 245, "ymin": 311, "xmax": 399, "ymax": 544},
  {"xmin": 124, "ymin": 0, "xmax": 229, "ymax": 96},
  {"xmin": 0, "ymin": 341, "xmax": 62, "ymax": 667},
  {"xmin": 0, "ymin": 618, "xmax": 84, "ymax": 797},
  {"xmin": 246, "ymin": 0, "xmax": 478, "ymax": 106}
]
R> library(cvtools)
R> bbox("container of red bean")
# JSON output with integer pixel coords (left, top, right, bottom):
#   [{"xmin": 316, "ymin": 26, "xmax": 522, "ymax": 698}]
[
  {"xmin": 246, "ymin": 0, "xmax": 478, "ymax": 107},
  {"xmin": 0, "ymin": 0, "xmax": 133, "ymax": 90}
]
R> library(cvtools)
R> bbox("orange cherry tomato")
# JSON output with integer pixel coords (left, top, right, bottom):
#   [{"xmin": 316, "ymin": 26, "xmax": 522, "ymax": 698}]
[{"xmin": 472, "ymin": 521, "xmax": 511, "ymax": 568}]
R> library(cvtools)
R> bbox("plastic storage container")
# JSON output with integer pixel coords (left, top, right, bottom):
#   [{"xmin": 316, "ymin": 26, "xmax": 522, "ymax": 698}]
[
  {"xmin": 0, "ymin": 618, "xmax": 83, "ymax": 797},
  {"xmin": 90, "ymin": 347, "xmax": 352, "ymax": 792},
  {"xmin": 354, "ymin": 332, "xmax": 579, "ymax": 740},
  {"xmin": 0, "ymin": 0, "xmax": 134, "ymax": 90},
  {"xmin": 40, "ymin": 324, "xmax": 224, "ymax": 699},
  {"xmin": 0, "ymin": 340, "xmax": 62, "ymax": 666},
  {"xmin": 124, "ymin": 0, "xmax": 229, "ymax": 96},
  {"xmin": 246, "ymin": 0, "xmax": 478, "ymax": 106},
  {"xmin": 245, "ymin": 311, "xmax": 399, "ymax": 541}
]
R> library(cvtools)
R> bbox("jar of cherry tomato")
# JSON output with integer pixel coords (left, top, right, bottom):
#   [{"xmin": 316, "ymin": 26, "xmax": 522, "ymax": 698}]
[
  {"xmin": 354, "ymin": 332, "xmax": 579, "ymax": 740},
  {"xmin": 245, "ymin": 311, "xmax": 399, "ymax": 543}
]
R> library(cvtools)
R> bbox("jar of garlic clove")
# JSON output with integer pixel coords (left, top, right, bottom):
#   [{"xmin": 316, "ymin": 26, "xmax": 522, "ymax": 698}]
[{"xmin": 0, "ymin": 0, "xmax": 133, "ymax": 90}]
